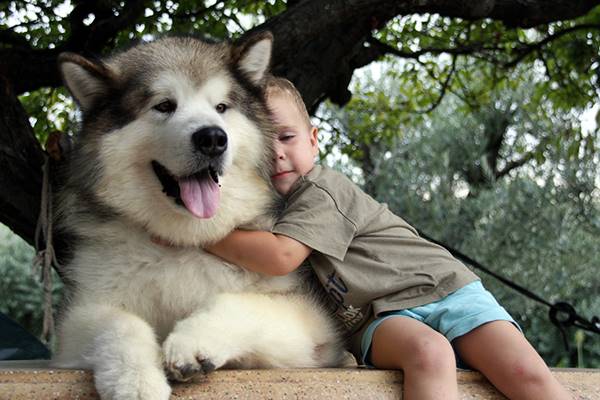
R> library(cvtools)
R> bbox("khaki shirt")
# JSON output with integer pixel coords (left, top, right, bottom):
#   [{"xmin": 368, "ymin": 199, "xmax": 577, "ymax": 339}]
[{"xmin": 272, "ymin": 165, "xmax": 479, "ymax": 356}]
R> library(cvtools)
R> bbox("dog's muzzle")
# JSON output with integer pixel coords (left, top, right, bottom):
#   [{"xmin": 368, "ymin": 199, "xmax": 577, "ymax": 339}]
[
  {"xmin": 152, "ymin": 126, "xmax": 227, "ymax": 219},
  {"xmin": 152, "ymin": 160, "xmax": 222, "ymax": 219}
]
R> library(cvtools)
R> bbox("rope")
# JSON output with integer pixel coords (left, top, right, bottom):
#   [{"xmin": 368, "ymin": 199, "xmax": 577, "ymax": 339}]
[
  {"xmin": 417, "ymin": 230, "xmax": 600, "ymax": 350},
  {"xmin": 33, "ymin": 154, "xmax": 60, "ymax": 345}
]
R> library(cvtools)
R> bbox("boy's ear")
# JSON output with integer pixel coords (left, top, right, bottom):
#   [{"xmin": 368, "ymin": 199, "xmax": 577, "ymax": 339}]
[
  {"xmin": 58, "ymin": 52, "xmax": 117, "ymax": 112},
  {"xmin": 310, "ymin": 126, "xmax": 319, "ymax": 154},
  {"xmin": 310, "ymin": 126, "xmax": 318, "ymax": 143},
  {"xmin": 232, "ymin": 31, "xmax": 273, "ymax": 85}
]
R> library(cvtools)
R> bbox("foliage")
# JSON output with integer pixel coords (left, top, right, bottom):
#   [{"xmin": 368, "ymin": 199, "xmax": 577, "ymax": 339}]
[
  {"xmin": 0, "ymin": 1, "xmax": 286, "ymax": 48},
  {"xmin": 2, "ymin": 2, "xmax": 599, "ymax": 143},
  {"xmin": 318, "ymin": 63, "xmax": 600, "ymax": 367},
  {"xmin": 2, "ymin": 0, "xmax": 292, "ymax": 142},
  {"xmin": 375, "ymin": 10, "xmax": 600, "ymax": 113},
  {"xmin": 19, "ymin": 87, "xmax": 76, "ymax": 144},
  {"xmin": 0, "ymin": 225, "xmax": 63, "ymax": 339}
]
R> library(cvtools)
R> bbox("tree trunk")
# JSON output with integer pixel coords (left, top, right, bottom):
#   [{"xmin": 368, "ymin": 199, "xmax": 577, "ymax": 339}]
[{"xmin": 0, "ymin": 77, "xmax": 45, "ymax": 246}]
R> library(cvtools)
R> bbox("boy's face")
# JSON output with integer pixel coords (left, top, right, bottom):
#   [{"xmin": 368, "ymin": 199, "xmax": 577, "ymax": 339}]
[{"xmin": 268, "ymin": 93, "xmax": 318, "ymax": 195}]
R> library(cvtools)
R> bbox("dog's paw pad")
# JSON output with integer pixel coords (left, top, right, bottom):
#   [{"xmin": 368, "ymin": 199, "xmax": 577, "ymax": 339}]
[
  {"xmin": 166, "ymin": 357, "xmax": 215, "ymax": 382},
  {"xmin": 197, "ymin": 357, "xmax": 215, "ymax": 374},
  {"xmin": 166, "ymin": 363, "xmax": 198, "ymax": 382}
]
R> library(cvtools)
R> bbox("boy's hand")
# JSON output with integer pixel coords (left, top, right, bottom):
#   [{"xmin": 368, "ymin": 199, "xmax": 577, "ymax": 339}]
[{"xmin": 206, "ymin": 230, "xmax": 311, "ymax": 276}]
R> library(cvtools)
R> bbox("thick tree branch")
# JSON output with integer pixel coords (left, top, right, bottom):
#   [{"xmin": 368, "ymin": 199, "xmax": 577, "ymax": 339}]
[
  {"xmin": 0, "ymin": 28, "xmax": 31, "ymax": 49},
  {"xmin": 411, "ymin": 0, "xmax": 599, "ymax": 28},
  {"xmin": 65, "ymin": 0, "xmax": 148, "ymax": 52},
  {"xmin": 363, "ymin": 36, "xmax": 502, "ymax": 61},
  {"xmin": 85, "ymin": 1, "xmax": 147, "ymax": 49},
  {"xmin": 0, "ymin": 0, "xmax": 148, "ymax": 94},
  {"xmin": 172, "ymin": 1, "xmax": 228, "ymax": 21},
  {"xmin": 0, "ymin": 76, "xmax": 45, "ymax": 246}
]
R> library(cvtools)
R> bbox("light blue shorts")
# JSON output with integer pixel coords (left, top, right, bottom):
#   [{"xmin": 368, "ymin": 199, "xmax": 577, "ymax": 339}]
[{"xmin": 360, "ymin": 281, "xmax": 521, "ymax": 367}]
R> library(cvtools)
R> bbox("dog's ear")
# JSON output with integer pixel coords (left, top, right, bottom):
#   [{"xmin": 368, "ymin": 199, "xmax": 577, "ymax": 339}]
[
  {"xmin": 233, "ymin": 31, "xmax": 273, "ymax": 85},
  {"xmin": 58, "ymin": 53, "xmax": 116, "ymax": 112}
]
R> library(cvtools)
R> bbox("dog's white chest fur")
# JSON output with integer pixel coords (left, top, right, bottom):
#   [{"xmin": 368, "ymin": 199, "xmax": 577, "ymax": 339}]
[{"xmin": 66, "ymin": 225, "xmax": 298, "ymax": 336}]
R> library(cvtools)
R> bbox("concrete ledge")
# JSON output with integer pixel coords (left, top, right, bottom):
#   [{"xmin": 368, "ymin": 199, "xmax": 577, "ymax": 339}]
[{"xmin": 1, "ymin": 361, "xmax": 599, "ymax": 399}]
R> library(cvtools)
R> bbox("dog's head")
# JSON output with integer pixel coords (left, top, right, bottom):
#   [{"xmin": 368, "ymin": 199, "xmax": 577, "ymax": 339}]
[{"xmin": 58, "ymin": 33, "xmax": 277, "ymax": 245}]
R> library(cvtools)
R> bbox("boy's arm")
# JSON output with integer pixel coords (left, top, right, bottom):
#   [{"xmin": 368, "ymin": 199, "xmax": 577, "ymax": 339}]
[{"xmin": 205, "ymin": 230, "xmax": 312, "ymax": 276}]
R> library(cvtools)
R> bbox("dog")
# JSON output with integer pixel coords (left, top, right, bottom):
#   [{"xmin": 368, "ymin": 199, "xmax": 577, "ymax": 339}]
[{"xmin": 51, "ymin": 32, "xmax": 345, "ymax": 400}]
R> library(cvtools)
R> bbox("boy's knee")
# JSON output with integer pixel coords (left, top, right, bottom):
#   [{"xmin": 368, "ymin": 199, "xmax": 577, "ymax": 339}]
[
  {"xmin": 505, "ymin": 360, "xmax": 550, "ymax": 387},
  {"xmin": 407, "ymin": 331, "xmax": 455, "ymax": 372}
]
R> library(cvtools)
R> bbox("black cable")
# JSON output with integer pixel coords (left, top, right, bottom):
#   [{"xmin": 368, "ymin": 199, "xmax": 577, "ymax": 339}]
[{"xmin": 416, "ymin": 230, "xmax": 600, "ymax": 350}]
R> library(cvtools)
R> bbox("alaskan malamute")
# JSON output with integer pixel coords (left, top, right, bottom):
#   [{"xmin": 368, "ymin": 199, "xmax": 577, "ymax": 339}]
[{"xmin": 52, "ymin": 32, "xmax": 345, "ymax": 400}]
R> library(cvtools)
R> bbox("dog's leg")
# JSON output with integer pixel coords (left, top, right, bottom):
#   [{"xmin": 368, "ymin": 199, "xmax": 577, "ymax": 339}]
[
  {"xmin": 163, "ymin": 292, "xmax": 343, "ymax": 380},
  {"xmin": 53, "ymin": 304, "xmax": 171, "ymax": 400}
]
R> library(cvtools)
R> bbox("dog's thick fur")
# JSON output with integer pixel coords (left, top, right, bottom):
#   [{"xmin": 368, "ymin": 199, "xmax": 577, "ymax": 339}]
[{"xmin": 52, "ymin": 33, "xmax": 345, "ymax": 400}]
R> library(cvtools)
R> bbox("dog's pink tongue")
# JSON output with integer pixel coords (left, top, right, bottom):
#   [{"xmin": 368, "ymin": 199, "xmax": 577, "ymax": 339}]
[{"xmin": 179, "ymin": 176, "xmax": 220, "ymax": 218}]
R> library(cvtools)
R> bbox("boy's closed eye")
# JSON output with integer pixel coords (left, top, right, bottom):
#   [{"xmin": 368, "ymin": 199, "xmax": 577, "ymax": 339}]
[{"xmin": 279, "ymin": 133, "xmax": 295, "ymax": 141}]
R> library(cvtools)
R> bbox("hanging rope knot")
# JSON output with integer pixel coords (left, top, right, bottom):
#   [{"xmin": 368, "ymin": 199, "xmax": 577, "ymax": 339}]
[
  {"xmin": 549, "ymin": 302, "xmax": 576, "ymax": 328},
  {"xmin": 33, "ymin": 133, "xmax": 65, "ymax": 346},
  {"xmin": 548, "ymin": 302, "xmax": 576, "ymax": 351}
]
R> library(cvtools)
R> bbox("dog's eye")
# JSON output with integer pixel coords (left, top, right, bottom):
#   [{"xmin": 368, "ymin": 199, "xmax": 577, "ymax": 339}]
[
  {"xmin": 153, "ymin": 100, "xmax": 177, "ymax": 114},
  {"xmin": 215, "ymin": 103, "xmax": 228, "ymax": 114}
]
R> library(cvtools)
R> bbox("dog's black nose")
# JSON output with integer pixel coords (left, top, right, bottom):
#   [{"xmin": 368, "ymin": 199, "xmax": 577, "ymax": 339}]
[{"xmin": 192, "ymin": 127, "xmax": 228, "ymax": 157}]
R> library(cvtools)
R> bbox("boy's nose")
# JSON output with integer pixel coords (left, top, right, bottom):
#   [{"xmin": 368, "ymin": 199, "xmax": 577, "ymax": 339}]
[{"xmin": 274, "ymin": 144, "xmax": 285, "ymax": 160}]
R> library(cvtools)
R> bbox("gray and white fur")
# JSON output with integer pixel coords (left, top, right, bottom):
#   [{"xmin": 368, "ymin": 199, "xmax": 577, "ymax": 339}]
[{"xmin": 52, "ymin": 33, "xmax": 345, "ymax": 400}]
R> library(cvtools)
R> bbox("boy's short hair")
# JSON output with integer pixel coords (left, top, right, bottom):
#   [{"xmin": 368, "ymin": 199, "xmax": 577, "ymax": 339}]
[{"xmin": 265, "ymin": 75, "xmax": 312, "ymax": 129}]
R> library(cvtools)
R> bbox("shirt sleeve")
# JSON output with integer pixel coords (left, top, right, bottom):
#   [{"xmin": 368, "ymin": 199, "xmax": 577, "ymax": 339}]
[{"xmin": 271, "ymin": 184, "xmax": 356, "ymax": 261}]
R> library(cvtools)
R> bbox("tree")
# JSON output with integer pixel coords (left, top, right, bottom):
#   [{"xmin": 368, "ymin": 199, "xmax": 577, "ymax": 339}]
[{"xmin": 1, "ymin": 0, "xmax": 599, "ymax": 248}]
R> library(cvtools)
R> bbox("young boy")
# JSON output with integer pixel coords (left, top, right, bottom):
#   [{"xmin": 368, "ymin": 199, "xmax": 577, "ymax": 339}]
[{"xmin": 206, "ymin": 77, "xmax": 571, "ymax": 400}]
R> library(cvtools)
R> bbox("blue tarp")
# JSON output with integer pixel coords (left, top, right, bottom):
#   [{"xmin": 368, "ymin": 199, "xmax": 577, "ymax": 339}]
[{"xmin": 0, "ymin": 312, "xmax": 50, "ymax": 360}]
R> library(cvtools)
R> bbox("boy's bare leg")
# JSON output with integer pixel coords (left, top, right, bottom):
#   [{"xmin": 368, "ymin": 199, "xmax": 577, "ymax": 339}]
[
  {"xmin": 370, "ymin": 317, "xmax": 459, "ymax": 400},
  {"xmin": 453, "ymin": 321, "xmax": 572, "ymax": 400}
]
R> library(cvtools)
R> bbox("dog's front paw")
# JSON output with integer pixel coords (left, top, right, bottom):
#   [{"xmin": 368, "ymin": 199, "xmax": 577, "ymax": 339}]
[
  {"xmin": 162, "ymin": 331, "xmax": 227, "ymax": 382},
  {"xmin": 95, "ymin": 364, "xmax": 171, "ymax": 400}
]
